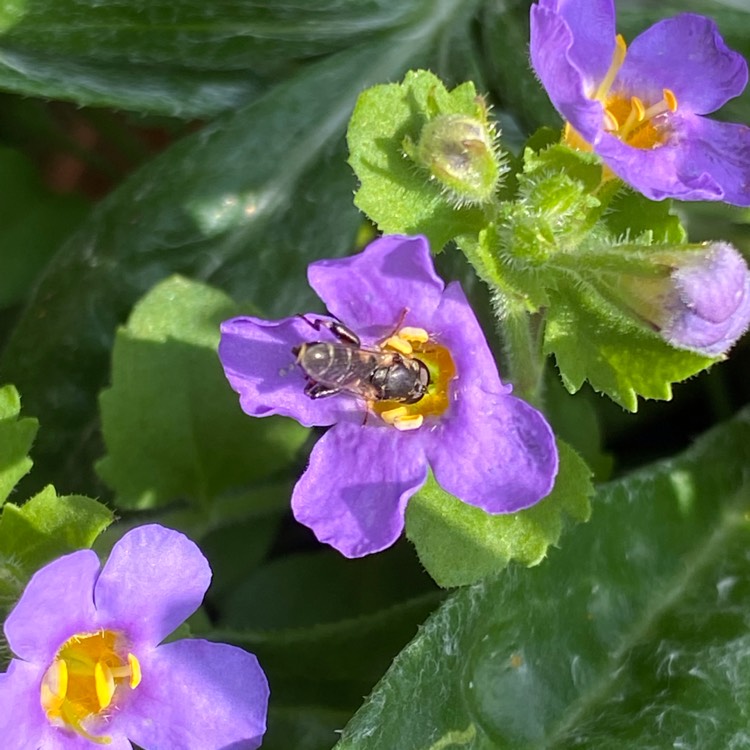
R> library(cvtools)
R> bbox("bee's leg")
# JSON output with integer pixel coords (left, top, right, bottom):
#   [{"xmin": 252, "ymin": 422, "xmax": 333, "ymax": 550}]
[
  {"xmin": 304, "ymin": 381, "xmax": 341, "ymax": 399},
  {"xmin": 297, "ymin": 315, "xmax": 361, "ymax": 347}
]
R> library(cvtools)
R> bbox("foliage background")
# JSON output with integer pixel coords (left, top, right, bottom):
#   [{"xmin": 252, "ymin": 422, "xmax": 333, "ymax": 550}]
[{"xmin": 1, "ymin": 0, "xmax": 749, "ymax": 747}]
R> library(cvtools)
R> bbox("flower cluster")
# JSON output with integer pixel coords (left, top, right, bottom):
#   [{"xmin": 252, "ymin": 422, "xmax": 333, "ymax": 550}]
[
  {"xmin": 220, "ymin": 234, "xmax": 558, "ymax": 558},
  {"xmin": 0, "ymin": 525, "xmax": 269, "ymax": 749},
  {"xmin": 530, "ymin": 0, "xmax": 750, "ymax": 204}
]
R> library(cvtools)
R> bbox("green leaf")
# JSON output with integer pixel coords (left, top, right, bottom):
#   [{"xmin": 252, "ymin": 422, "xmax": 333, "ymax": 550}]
[
  {"xmin": 0, "ymin": 384, "xmax": 37, "ymax": 507},
  {"xmin": 544, "ymin": 281, "xmax": 714, "ymax": 412},
  {"xmin": 0, "ymin": 0, "xmax": 429, "ymax": 116},
  {"xmin": 405, "ymin": 440, "xmax": 592, "ymax": 587},
  {"xmin": 604, "ymin": 187, "xmax": 686, "ymax": 245},
  {"xmin": 335, "ymin": 406, "xmax": 750, "ymax": 749},
  {"xmin": 0, "ymin": 485, "xmax": 113, "ymax": 576},
  {"xmin": 96, "ymin": 275, "xmax": 307, "ymax": 510},
  {"xmin": 347, "ymin": 68, "xmax": 489, "ymax": 249},
  {"xmin": 0, "ymin": 6, "xmax": 478, "ymax": 495},
  {"xmin": 223, "ymin": 543, "xmax": 435, "ymax": 630},
  {"xmin": 214, "ymin": 591, "xmax": 442, "ymax": 712}
]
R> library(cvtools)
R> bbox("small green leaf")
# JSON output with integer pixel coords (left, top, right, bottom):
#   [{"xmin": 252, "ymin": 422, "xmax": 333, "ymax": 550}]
[
  {"xmin": 0, "ymin": 384, "xmax": 37, "ymax": 507},
  {"xmin": 335, "ymin": 406, "xmax": 750, "ymax": 749},
  {"xmin": 0, "ymin": 485, "xmax": 113, "ymax": 575},
  {"xmin": 544, "ymin": 282, "xmax": 713, "ymax": 412},
  {"xmin": 96, "ymin": 275, "xmax": 308, "ymax": 510},
  {"xmin": 347, "ymin": 69, "xmax": 489, "ymax": 249},
  {"xmin": 405, "ymin": 440, "xmax": 592, "ymax": 587}
]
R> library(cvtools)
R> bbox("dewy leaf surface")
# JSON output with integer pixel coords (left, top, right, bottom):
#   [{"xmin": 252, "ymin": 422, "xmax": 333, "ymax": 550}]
[
  {"xmin": 0, "ymin": 0, "xmax": 477, "ymax": 493},
  {"xmin": 0, "ymin": 0, "xmax": 431, "ymax": 116},
  {"xmin": 335, "ymin": 407, "xmax": 750, "ymax": 749}
]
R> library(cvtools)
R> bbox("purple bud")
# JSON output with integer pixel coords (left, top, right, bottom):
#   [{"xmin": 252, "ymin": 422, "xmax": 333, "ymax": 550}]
[{"xmin": 660, "ymin": 242, "xmax": 750, "ymax": 356}]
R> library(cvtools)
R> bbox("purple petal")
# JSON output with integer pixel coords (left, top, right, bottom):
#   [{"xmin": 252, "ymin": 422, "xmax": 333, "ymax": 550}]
[
  {"xmin": 0, "ymin": 660, "xmax": 46, "ymax": 748},
  {"xmin": 4, "ymin": 550, "xmax": 99, "ymax": 664},
  {"xmin": 672, "ymin": 116, "xmax": 750, "ymax": 206},
  {"xmin": 429, "ymin": 280, "xmax": 511, "ymax": 395},
  {"xmin": 425, "ymin": 388, "xmax": 558, "ymax": 514},
  {"xmin": 538, "ymin": 0, "xmax": 616, "ymax": 86},
  {"xmin": 291, "ymin": 422, "xmax": 428, "ymax": 557},
  {"xmin": 94, "ymin": 525, "xmax": 211, "ymax": 647},
  {"xmin": 665, "ymin": 243, "xmax": 750, "ymax": 356},
  {"xmin": 620, "ymin": 14, "xmax": 748, "ymax": 115},
  {"xmin": 120, "ymin": 639, "xmax": 268, "ymax": 750},
  {"xmin": 529, "ymin": 3, "xmax": 606, "ymax": 142},
  {"xmin": 593, "ymin": 125, "xmax": 721, "ymax": 203},
  {"xmin": 219, "ymin": 315, "xmax": 357, "ymax": 428},
  {"xmin": 307, "ymin": 235, "xmax": 445, "ymax": 337}
]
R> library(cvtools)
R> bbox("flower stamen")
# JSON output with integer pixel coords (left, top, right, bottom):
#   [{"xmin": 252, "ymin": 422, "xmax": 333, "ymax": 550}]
[
  {"xmin": 40, "ymin": 630, "xmax": 140, "ymax": 745},
  {"xmin": 373, "ymin": 328, "xmax": 457, "ymax": 429},
  {"xmin": 592, "ymin": 34, "xmax": 627, "ymax": 101}
]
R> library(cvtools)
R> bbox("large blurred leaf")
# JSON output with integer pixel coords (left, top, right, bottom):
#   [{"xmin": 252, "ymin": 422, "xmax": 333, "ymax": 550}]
[
  {"xmin": 97, "ymin": 276, "xmax": 307, "ymax": 509},
  {"xmin": 0, "ymin": 146, "xmax": 87, "ymax": 307},
  {"xmin": 0, "ymin": 0, "xmax": 480, "ymax": 494},
  {"xmin": 0, "ymin": 0, "xmax": 434, "ymax": 116},
  {"xmin": 335, "ymin": 406, "xmax": 750, "ymax": 748}
]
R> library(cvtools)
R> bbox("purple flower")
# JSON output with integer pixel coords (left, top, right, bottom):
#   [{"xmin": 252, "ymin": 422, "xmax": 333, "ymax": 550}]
[
  {"xmin": 219, "ymin": 235, "xmax": 558, "ymax": 558},
  {"xmin": 0, "ymin": 524, "xmax": 269, "ymax": 749},
  {"xmin": 530, "ymin": 0, "xmax": 750, "ymax": 205},
  {"xmin": 660, "ymin": 242, "xmax": 750, "ymax": 356}
]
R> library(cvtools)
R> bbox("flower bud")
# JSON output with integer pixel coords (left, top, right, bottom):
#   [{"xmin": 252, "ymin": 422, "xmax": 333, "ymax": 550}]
[
  {"xmin": 620, "ymin": 242, "xmax": 750, "ymax": 357},
  {"xmin": 405, "ymin": 112, "xmax": 504, "ymax": 206}
]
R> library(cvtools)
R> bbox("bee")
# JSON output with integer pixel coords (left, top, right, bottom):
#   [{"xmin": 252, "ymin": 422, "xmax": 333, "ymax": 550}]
[{"xmin": 293, "ymin": 318, "xmax": 430, "ymax": 404}]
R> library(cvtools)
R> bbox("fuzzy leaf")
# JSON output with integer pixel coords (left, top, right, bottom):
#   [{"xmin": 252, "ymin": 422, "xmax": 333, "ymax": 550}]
[
  {"xmin": 347, "ymin": 68, "xmax": 490, "ymax": 249},
  {"xmin": 96, "ymin": 276, "xmax": 307, "ymax": 509},
  {"xmin": 335, "ymin": 407, "xmax": 750, "ymax": 749},
  {"xmin": 0, "ymin": 485, "xmax": 113, "ymax": 576},
  {"xmin": 405, "ymin": 440, "xmax": 592, "ymax": 587},
  {"xmin": 0, "ymin": 384, "xmax": 37, "ymax": 507},
  {"xmin": 544, "ymin": 282, "xmax": 714, "ymax": 412}
]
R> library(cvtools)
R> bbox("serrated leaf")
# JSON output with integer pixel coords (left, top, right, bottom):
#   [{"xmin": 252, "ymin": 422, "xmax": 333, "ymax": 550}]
[
  {"xmin": 544, "ymin": 282, "xmax": 714, "ymax": 412},
  {"xmin": 96, "ymin": 276, "xmax": 307, "ymax": 510},
  {"xmin": 335, "ymin": 406, "xmax": 750, "ymax": 749},
  {"xmin": 405, "ymin": 440, "xmax": 592, "ymax": 587},
  {"xmin": 0, "ymin": 485, "xmax": 113, "ymax": 575},
  {"xmin": 347, "ymin": 68, "xmax": 489, "ymax": 249},
  {"xmin": 0, "ymin": 384, "xmax": 37, "ymax": 507}
]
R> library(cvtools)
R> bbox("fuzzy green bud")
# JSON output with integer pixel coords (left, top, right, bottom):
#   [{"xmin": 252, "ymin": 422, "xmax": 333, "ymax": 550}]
[{"xmin": 405, "ymin": 113, "xmax": 504, "ymax": 206}]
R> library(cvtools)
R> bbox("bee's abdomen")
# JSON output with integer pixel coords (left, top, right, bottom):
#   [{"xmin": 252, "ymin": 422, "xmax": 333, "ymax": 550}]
[{"xmin": 298, "ymin": 343, "xmax": 362, "ymax": 386}]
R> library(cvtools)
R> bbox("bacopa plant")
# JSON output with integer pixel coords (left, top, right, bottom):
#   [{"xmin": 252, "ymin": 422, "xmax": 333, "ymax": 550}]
[
  {"xmin": 219, "ymin": 235, "xmax": 558, "ymax": 557},
  {"xmin": 2, "ymin": 0, "xmax": 750, "ymax": 748},
  {"xmin": 0, "ymin": 525, "xmax": 268, "ymax": 749}
]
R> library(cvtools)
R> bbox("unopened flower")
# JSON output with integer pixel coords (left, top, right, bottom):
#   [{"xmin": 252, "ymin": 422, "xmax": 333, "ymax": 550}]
[
  {"xmin": 617, "ymin": 242, "xmax": 750, "ymax": 356},
  {"xmin": 404, "ymin": 111, "xmax": 503, "ymax": 205},
  {"xmin": 219, "ymin": 235, "xmax": 558, "ymax": 558},
  {"xmin": 530, "ymin": 0, "xmax": 750, "ymax": 204},
  {"xmin": 0, "ymin": 524, "xmax": 269, "ymax": 749}
]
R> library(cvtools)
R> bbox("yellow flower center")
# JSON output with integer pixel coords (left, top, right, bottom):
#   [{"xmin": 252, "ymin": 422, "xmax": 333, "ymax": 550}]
[
  {"xmin": 564, "ymin": 34, "xmax": 678, "ymax": 151},
  {"xmin": 40, "ymin": 629, "xmax": 141, "ymax": 745},
  {"xmin": 374, "ymin": 326, "xmax": 456, "ymax": 431}
]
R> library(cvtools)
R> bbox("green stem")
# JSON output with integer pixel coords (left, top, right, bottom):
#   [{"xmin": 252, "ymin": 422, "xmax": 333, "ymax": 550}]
[
  {"xmin": 498, "ymin": 301, "xmax": 547, "ymax": 409},
  {"xmin": 458, "ymin": 235, "xmax": 548, "ymax": 408}
]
